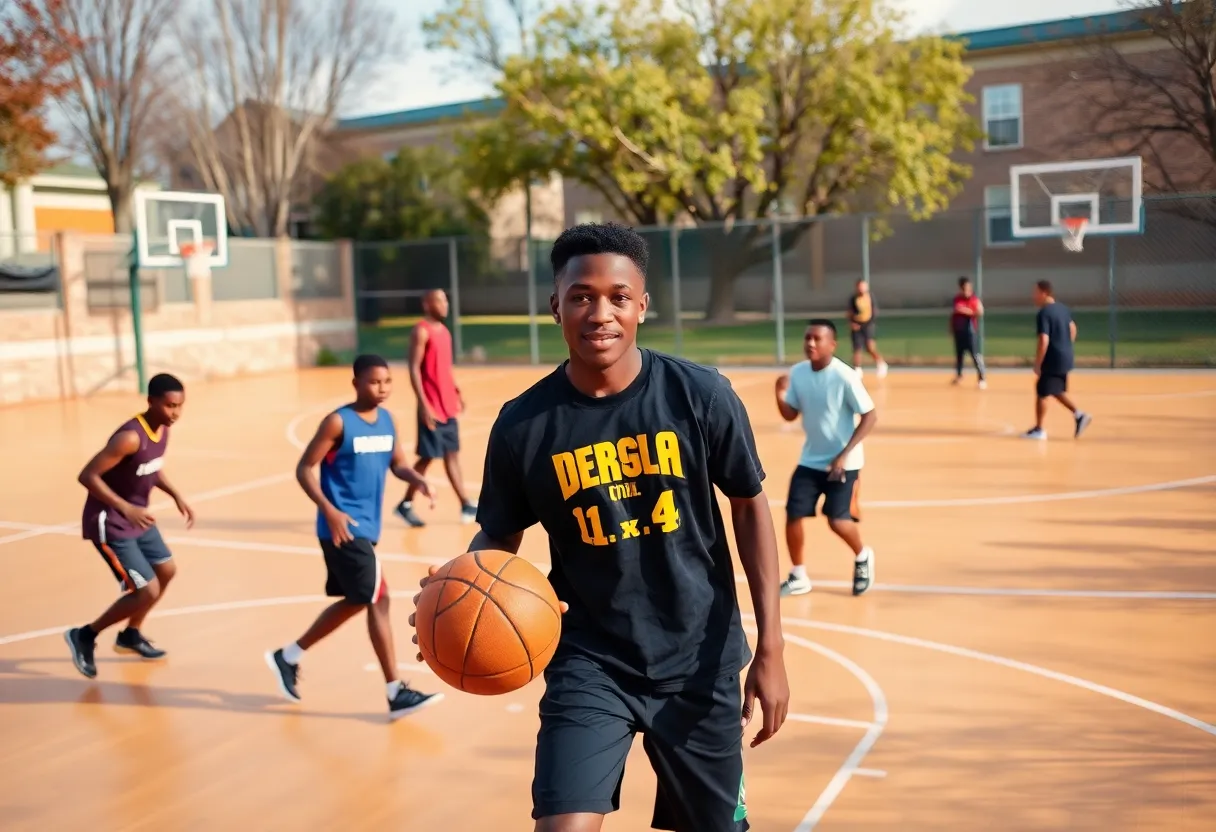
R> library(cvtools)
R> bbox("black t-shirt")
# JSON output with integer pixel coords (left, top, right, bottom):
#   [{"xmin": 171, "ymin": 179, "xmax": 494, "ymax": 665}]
[
  {"xmin": 1036, "ymin": 301, "xmax": 1075, "ymax": 374},
  {"xmin": 475, "ymin": 349, "xmax": 766, "ymax": 692}
]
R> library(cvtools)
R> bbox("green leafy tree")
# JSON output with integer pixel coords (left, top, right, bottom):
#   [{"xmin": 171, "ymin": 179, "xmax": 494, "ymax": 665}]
[
  {"xmin": 428, "ymin": 0, "xmax": 979, "ymax": 321},
  {"xmin": 313, "ymin": 147, "xmax": 489, "ymax": 241}
]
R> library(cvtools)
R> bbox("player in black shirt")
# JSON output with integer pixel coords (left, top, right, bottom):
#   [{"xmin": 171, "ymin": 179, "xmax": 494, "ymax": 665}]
[
  {"xmin": 1025, "ymin": 280, "xmax": 1092, "ymax": 440},
  {"xmin": 410, "ymin": 223, "xmax": 789, "ymax": 832}
]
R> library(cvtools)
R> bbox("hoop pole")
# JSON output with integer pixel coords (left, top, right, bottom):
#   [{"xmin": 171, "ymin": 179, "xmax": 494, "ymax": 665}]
[
  {"xmin": 1108, "ymin": 234, "xmax": 1117, "ymax": 369},
  {"xmin": 129, "ymin": 230, "xmax": 147, "ymax": 394}
]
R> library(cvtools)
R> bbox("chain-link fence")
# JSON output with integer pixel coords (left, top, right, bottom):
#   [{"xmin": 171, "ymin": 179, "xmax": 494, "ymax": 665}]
[{"xmin": 352, "ymin": 194, "xmax": 1216, "ymax": 368}]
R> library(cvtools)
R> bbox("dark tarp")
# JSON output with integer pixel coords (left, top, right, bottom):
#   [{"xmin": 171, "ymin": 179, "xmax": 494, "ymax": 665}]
[{"xmin": 0, "ymin": 264, "xmax": 59, "ymax": 293}]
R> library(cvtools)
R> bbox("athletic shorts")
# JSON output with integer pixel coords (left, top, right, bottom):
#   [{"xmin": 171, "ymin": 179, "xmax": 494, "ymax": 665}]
[
  {"xmin": 92, "ymin": 525, "xmax": 173, "ymax": 593},
  {"xmin": 953, "ymin": 327, "xmax": 977, "ymax": 352},
  {"xmin": 1036, "ymin": 372, "xmax": 1068, "ymax": 398},
  {"xmin": 320, "ymin": 538, "xmax": 386, "ymax": 605},
  {"xmin": 533, "ymin": 655, "xmax": 749, "ymax": 832},
  {"xmin": 851, "ymin": 320, "xmax": 875, "ymax": 350},
  {"xmin": 786, "ymin": 465, "xmax": 861, "ymax": 522},
  {"xmin": 416, "ymin": 417, "xmax": 460, "ymax": 460}
]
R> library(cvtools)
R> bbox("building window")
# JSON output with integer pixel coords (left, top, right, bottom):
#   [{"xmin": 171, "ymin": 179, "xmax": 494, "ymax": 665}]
[
  {"xmin": 983, "ymin": 84, "xmax": 1022, "ymax": 149},
  {"xmin": 985, "ymin": 185, "xmax": 1019, "ymax": 246}
]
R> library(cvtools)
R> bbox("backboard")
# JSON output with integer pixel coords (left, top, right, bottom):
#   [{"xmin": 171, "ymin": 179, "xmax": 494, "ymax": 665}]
[
  {"xmin": 133, "ymin": 190, "xmax": 228, "ymax": 268},
  {"xmin": 1010, "ymin": 156, "xmax": 1143, "ymax": 238}
]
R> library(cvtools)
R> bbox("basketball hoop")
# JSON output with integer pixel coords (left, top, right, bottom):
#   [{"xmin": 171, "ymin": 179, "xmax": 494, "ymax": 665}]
[
  {"xmin": 179, "ymin": 241, "xmax": 214, "ymax": 280},
  {"xmin": 1060, "ymin": 217, "xmax": 1088, "ymax": 253}
]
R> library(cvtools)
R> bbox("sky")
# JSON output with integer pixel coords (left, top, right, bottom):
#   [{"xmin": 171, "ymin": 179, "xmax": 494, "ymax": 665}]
[{"xmin": 346, "ymin": 0, "xmax": 1127, "ymax": 118}]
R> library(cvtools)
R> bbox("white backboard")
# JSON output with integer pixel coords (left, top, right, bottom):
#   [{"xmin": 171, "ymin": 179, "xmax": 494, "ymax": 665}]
[
  {"xmin": 133, "ymin": 190, "xmax": 228, "ymax": 268},
  {"xmin": 1010, "ymin": 156, "xmax": 1144, "ymax": 238}
]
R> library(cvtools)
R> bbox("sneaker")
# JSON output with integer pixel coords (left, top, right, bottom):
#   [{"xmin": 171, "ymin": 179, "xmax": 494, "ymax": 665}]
[
  {"xmin": 951, "ymin": 376, "xmax": 962, "ymax": 386},
  {"xmin": 460, "ymin": 502, "xmax": 478, "ymax": 525},
  {"xmin": 779, "ymin": 574, "xmax": 812, "ymax": 597},
  {"xmin": 1074, "ymin": 412, "xmax": 1092, "ymax": 438},
  {"xmin": 65, "ymin": 627, "xmax": 97, "ymax": 679},
  {"xmin": 1022, "ymin": 427, "xmax": 1047, "ymax": 440},
  {"xmin": 388, "ymin": 683, "xmax": 444, "ymax": 721},
  {"xmin": 395, "ymin": 501, "xmax": 425, "ymax": 528},
  {"xmin": 852, "ymin": 548, "xmax": 875, "ymax": 596},
  {"xmin": 876, "ymin": 361, "xmax": 889, "ymax": 379},
  {"xmin": 265, "ymin": 649, "xmax": 301, "ymax": 702},
  {"xmin": 115, "ymin": 628, "xmax": 166, "ymax": 659},
  {"xmin": 978, "ymin": 379, "xmax": 987, "ymax": 390}
]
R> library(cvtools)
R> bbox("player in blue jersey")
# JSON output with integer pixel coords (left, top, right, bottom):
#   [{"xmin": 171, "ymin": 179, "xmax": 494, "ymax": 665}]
[{"xmin": 265, "ymin": 354, "xmax": 444, "ymax": 720}]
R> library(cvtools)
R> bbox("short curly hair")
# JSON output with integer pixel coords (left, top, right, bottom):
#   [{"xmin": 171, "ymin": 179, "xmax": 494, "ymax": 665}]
[{"xmin": 550, "ymin": 222, "xmax": 648, "ymax": 281}]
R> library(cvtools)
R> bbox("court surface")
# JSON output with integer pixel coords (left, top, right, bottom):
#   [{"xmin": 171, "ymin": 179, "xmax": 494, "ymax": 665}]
[{"xmin": 1, "ymin": 365, "xmax": 1214, "ymax": 831}]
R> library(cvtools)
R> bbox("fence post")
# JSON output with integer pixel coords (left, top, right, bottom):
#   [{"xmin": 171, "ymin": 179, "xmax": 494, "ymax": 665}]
[
  {"xmin": 771, "ymin": 218, "xmax": 785, "ymax": 365},
  {"xmin": 448, "ymin": 238, "xmax": 463, "ymax": 360},
  {"xmin": 669, "ymin": 225, "xmax": 683, "ymax": 357},
  {"xmin": 860, "ymin": 214, "xmax": 871, "ymax": 287},
  {"xmin": 973, "ymin": 208, "xmax": 985, "ymax": 353},
  {"xmin": 525, "ymin": 187, "xmax": 539, "ymax": 365},
  {"xmin": 1108, "ymin": 235, "xmax": 1117, "ymax": 369},
  {"xmin": 128, "ymin": 231, "xmax": 147, "ymax": 393}
]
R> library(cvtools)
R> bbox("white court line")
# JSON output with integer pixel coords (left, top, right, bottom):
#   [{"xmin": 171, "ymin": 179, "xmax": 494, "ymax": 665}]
[
  {"xmin": 853, "ymin": 768, "xmax": 887, "ymax": 778},
  {"xmin": 767, "ymin": 473, "xmax": 1216, "ymax": 509},
  {"xmin": 772, "ymin": 615, "xmax": 1216, "ymax": 739},
  {"xmin": 2, "ymin": 518, "xmax": 1214, "ymax": 602},
  {"xmin": 786, "ymin": 713, "xmax": 876, "ymax": 731}
]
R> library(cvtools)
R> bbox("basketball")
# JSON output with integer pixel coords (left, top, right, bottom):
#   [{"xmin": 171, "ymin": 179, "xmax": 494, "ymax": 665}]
[{"xmin": 414, "ymin": 550, "xmax": 563, "ymax": 695}]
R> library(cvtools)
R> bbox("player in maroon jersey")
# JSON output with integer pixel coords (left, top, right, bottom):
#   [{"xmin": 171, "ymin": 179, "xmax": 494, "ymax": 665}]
[
  {"xmin": 395, "ymin": 288, "xmax": 477, "ymax": 527},
  {"xmin": 950, "ymin": 276, "xmax": 986, "ymax": 389},
  {"xmin": 64, "ymin": 373, "xmax": 195, "ymax": 678}
]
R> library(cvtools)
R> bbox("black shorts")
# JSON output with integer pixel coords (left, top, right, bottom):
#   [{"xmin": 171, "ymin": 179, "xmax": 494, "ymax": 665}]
[
  {"xmin": 1036, "ymin": 372, "xmax": 1068, "ymax": 398},
  {"xmin": 533, "ymin": 656, "xmax": 749, "ymax": 832},
  {"xmin": 417, "ymin": 417, "xmax": 460, "ymax": 460},
  {"xmin": 320, "ymin": 538, "xmax": 386, "ymax": 604},
  {"xmin": 953, "ymin": 327, "xmax": 977, "ymax": 352},
  {"xmin": 786, "ymin": 465, "xmax": 861, "ymax": 522},
  {"xmin": 93, "ymin": 525, "xmax": 173, "ymax": 593},
  {"xmin": 851, "ymin": 320, "xmax": 875, "ymax": 350}
]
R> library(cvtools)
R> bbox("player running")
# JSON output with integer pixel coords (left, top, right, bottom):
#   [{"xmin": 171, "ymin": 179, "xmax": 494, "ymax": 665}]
[
  {"xmin": 847, "ymin": 279, "xmax": 888, "ymax": 378},
  {"xmin": 65, "ymin": 373, "xmax": 194, "ymax": 678},
  {"xmin": 412, "ymin": 222, "xmax": 790, "ymax": 832},
  {"xmin": 775, "ymin": 320, "xmax": 877, "ymax": 597},
  {"xmin": 1025, "ymin": 281, "xmax": 1093, "ymax": 440},
  {"xmin": 395, "ymin": 288, "xmax": 477, "ymax": 527},
  {"xmin": 265, "ymin": 354, "xmax": 443, "ymax": 720}
]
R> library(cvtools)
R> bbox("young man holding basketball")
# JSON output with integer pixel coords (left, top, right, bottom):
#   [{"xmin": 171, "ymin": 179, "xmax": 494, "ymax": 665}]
[
  {"xmin": 395, "ymin": 288, "xmax": 478, "ymax": 527},
  {"xmin": 950, "ymin": 276, "xmax": 986, "ymax": 389},
  {"xmin": 412, "ymin": 222, "xmax": 789, "ymax": 832},
  {"xmin": 265, "ymin": 354, "xmax": 443, "ymax": 720},
  {"xmin": 774, "ymin": 321, "xmax": 877, "ymax": 597},
  {"xmin": 1024, "ymin": 280, "xmax": 1093, "ymax": 440},
  {"xmin": 65, "ymin": 373, "xmax": 194, "ymax": 678}
]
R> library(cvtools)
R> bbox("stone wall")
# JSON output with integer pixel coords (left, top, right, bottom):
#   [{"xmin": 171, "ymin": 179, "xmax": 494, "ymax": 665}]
[{"xmin": 0, "ymin": 235, "xmax": 356, "ymax": 405}]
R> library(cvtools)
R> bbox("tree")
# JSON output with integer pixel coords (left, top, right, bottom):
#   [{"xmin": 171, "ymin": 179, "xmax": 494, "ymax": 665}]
[
  {"xmin": 1072, "ymin": 0, "xmax": 1216, "ymax": 194},
  {"xmin": 313, "ymin": 146, "xmax": 490, "ymax": 241},
  {"xmin": 32, "ymin": 0, "xmax": 178, "ymax": 232},
  {"xmin": 175, "ymin": 0, "xmax": 396, "ymax": 238},
  {"xmin": 0, "ymin": 0, "xmax": 81, "ymax": 186},
  {"xmin": 427, "ymin": 0, "xmax": 978, "ymax": 320}
]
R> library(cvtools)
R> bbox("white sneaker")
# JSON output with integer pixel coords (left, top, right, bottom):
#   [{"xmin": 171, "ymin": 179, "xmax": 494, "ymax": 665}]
[
  {"xmin": 1022, "ymin": 427, "xmax": 1046, "ymax": 440},
  {"xmin": 978, "ymin": 380, "xmax": 987, "ymax": 390},
  {"xmin": 876, "ymin": 361, "xmax": 889, "ymax": 379},
  {"xmin": 780, "ymin": 574, "xmax": 812, "ymax": 597}
]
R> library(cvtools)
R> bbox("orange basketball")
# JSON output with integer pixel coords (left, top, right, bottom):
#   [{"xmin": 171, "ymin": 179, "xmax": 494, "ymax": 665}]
[{"xmin": 414, "ymin": 550, "xmax": 563, "ymax": 695}]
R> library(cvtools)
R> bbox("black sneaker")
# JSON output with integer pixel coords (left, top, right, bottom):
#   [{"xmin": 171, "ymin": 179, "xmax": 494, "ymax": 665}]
[
  {"xmin": 1074, "ymin": 412, "xmax": 1093, "ymax": 438},
  {"xmin": 395, "ymin": 501, "xmax": 425, "ymax": 528},
  {"xmin": 115, "ymin": 628, "xmax": 166, "ymax": 659},
  {"xmin": 65, "ymin": 627, "xmax": 97, "ymax": 678},
  {"xmin": 388, "ymin": 683, "xmax": 444, "ymax": 721},
  {"xmin": 265, "ymin": 649, "xmax": 301, "ymax": 702},
  {"xmin": 852, "ymin": 548, "xmax": 875, "ymax": 596}
]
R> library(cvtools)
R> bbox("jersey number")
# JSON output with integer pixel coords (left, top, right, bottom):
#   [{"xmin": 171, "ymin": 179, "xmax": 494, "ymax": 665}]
[{"xmin": 572, "ymin": 489, "xmax": 680, "ymax": 546}]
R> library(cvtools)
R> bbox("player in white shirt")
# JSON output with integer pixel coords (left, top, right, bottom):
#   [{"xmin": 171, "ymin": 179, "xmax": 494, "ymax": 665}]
[{"xmin": 775, "ymin": 319, "xmax": 878, "ymax": 596}]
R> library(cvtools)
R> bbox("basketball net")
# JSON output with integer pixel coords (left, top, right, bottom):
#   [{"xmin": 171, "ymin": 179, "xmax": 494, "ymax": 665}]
[
  {"xmin": 1061, "ymin": 217, "xmax": 1088, "ymax": 253},
  {"xmin": 180, "ymin": 241, "xmax": 214, "ymax": 280}
]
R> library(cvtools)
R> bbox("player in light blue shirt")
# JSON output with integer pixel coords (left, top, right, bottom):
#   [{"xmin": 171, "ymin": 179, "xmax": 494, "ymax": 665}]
[{"xmin": 775, "ymin": 319, "xmax": 878, "ymax": 597}]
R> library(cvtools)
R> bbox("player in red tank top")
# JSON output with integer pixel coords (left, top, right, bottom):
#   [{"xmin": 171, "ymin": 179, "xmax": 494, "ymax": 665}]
[
  {"xmin": 950, "ymin": 276, "xmax": 986, "ymax": 389},
  {"xmin": 395, "ymin": 289, "xmax": 478, "ymax": 527},
  {"xmin": 64, "ymin": 373, "xmax": 196, "ymax": 679}
]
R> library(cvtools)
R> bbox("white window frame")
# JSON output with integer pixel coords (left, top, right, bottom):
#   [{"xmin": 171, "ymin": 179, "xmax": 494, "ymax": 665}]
[
  {"xmin": 982, "ymin": 84, "xmax": 1023, "ymax": 151},
  {"xmin": 984, "ymin": 185, "xmax": 1021, "ymax": 247}
]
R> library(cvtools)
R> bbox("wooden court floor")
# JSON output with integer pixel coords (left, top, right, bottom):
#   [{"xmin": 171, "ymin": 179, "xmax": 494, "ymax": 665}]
[{"xmin": 0, "ymin": 365, "xmax": 1214, "ymax": 831}]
